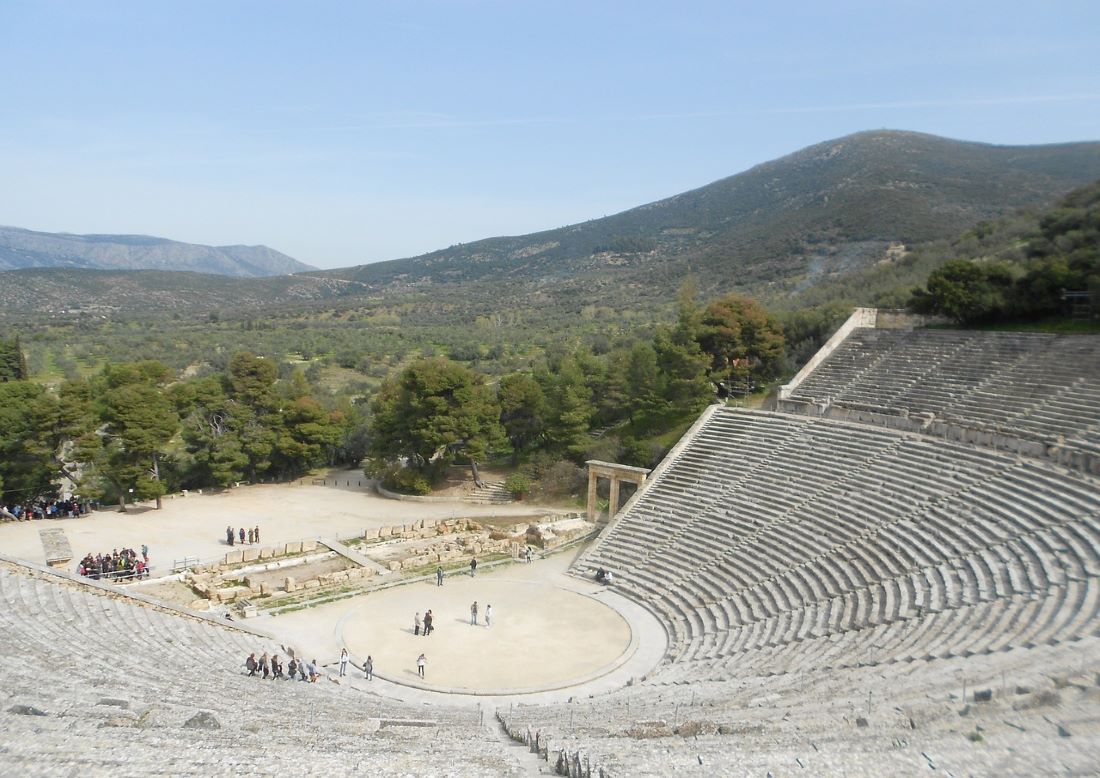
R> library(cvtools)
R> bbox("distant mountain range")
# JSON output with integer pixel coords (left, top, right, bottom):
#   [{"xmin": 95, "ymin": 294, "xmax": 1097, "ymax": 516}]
[
  {"xmin": 2, "ymin": 130, "xmax": 1099, "ymax": 314},
  {"xmin": 0, "ymin": 227, "xmax": 314, "ymax": 277}
]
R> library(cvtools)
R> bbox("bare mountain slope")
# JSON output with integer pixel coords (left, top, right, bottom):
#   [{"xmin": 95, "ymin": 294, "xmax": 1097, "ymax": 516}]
[{"xmin": 0, "ymin": 227, "xmax": 314, "ymax": 277}]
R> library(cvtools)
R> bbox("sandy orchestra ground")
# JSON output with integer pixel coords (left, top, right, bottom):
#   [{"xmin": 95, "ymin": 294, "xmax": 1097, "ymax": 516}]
[
  {"xmin": 2, "ymin": 472, "xmax": 640, "ymax": 694},
  {"xmin": 1, "ymin": 470, "xmax": 557, "ymax": 572}
]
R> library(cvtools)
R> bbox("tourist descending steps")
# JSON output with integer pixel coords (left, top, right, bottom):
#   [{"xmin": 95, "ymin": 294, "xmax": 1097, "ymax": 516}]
[
  {"xmin": 416, "ymin": 653, "xmax": 426, "ymax": 678},
  {"xmin": 470, "ymin": 601, "xmax": 478, "ymax": 625},
  {"xmin": 259, "ymin": 652, "xmax": 270, "ymax": 679},
  {"xmin": 364, "ymin": 655, "xmax": 373, "ymax": 681},
  {"xmin": 287, "ymin": 657, "xmax": 298, "ymax": 680},
  {"xmin": 339, "ymin": 648, "xmax": 349, "ymax": 677},
  {"xmin": 271, "ymin": 655, "xmax": 284, "ymax": 680},
  {"xmin": 245, "ymin": 653, "xmax": 258, "ymax": 677}
]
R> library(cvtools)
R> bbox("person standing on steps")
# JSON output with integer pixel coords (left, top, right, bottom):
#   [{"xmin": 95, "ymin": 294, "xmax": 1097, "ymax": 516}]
[
  {"xmin": 416, "ymin": 653, "xmax": 426, "ymax": 678},
  {"xmin": 436, "ymin": 566, "xmax": 444, "ymax": 586},
  {"xmin": 470, "ymin": 601, "xmax": 478, "ymax": 625},
  {"xmin": 339, "ymin": 648, "xmax": 349, "ymax": 677},
  {"xmin": 245, "ymin": 652, "xmax": 258, "ymax": 677},
  {"xmin": 470, "ymin": 557, "xmax": 477, "ymax": 577},
  {"xmin": 259, "ymin": 652, "xmax": 270, "ymax": 679},
  {"xmin": 364, "ymin": 655, "xmax": 373, "ymax": 681},
  {"xmin": 485, "ymin": 603, "xmax": 492, "ymax": 628}
]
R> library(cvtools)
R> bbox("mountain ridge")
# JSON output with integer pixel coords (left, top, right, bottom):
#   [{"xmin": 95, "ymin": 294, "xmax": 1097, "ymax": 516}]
[
  {"xmin": 316, "ymin": 130, "xmax": 1100, "ymax": 294},
  {"xmin": 0, "ymin": 225, "xmax": 315, "ymax": 277},
  {"xmin": 3, "ymin": 130, "xmax": 1099, "ymax": 314}
]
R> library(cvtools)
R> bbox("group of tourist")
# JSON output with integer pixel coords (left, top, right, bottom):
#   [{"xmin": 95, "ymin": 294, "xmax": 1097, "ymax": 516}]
[
  {"xmin": 78, "ymin": 545, "xmax": 150, "ymax": 581},
  {"xmin": 225, "ymin": 525, "xmax": 261, "ymax": 546},
  {"xmin": 246, "ymin": 651, "xmax": 321, "ymax": 681},
  {"xmin": 245, "ymin": 648, "xmax": 375, "ymax": 682},
  {"xmin": 414, "ymin": 609, "xmax": 435, "ymax": 636},
  {"xmin": 1, "ymin": 497, "xmax": 90, "ymax": 521}
]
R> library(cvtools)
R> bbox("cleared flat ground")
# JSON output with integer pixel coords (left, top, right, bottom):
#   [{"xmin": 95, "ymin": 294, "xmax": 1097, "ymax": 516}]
[
  {"xmin": 265, "ymin": 552, "xmax": 632, "ymax": 693},
  {"xmin": 0, "ymin": 471, "xmax": 558, "ymax": 572}
]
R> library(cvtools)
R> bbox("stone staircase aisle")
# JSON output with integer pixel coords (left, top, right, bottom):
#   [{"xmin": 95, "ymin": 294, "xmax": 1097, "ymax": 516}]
[{"xmin": 463, "ymin": 480, "xmax": 513, "ymax": 504}]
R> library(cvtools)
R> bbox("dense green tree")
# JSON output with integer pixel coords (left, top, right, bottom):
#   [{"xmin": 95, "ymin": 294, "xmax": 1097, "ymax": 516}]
[
  {"xmin": 101, "ymin": 379, "xmax": 180, "ymax": 509},
  {"xmin": 697, "ymin": 294, "xmax": 786, "ymax": 387},
  {"xmin": 537, "ymin": 357, "xmax": 595, "ymax": 459},
  {"xmin": 0, "ymin": 335, "xmax": 28, "ymax": 381},
  {"xmin": 911, "ymin": 259, "xmax": 1014, "ymax": 324},
  {"xmin": 369, "ymin": 358, "xmax": 502, "ymax": 479},
  {"xmin": 622, "ymin": 341, "xmax": 665, "ymax": 430},
  {"xmin": 0, "ymin": 381, "xmax": 60, "ymax": 503},
  {"xmin": 498, "ymin": 373, "xmax": 546, "ymax": 464}
]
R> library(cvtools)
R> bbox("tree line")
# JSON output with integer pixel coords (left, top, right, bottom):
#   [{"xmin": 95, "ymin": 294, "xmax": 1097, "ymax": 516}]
[
  {"xmin": 366, "ymin": 286, "xmax": 785, "ymax": 494},
  {"xmin": 0, "ymin": 352, "xmax": 362, "ymax": 509},
  {"xmin": 2, "ymin": 289, "xmax": 786, "ymax": 505}
]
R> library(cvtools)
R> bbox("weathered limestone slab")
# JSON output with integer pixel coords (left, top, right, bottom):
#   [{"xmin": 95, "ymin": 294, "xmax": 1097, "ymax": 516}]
[
  {"xmin": 301, "ymin": 539, "xmax": 318, "ymax": 552},
  {"xmin": 285, "ymin": 541, "xmax": 302, "ymax": 555},
  {"xmin": 242, "ymin": 548, "xmax": 260, "ymax": 562},
  {"xmin": 259, "ymin": 547, "xmax": 272, "ymax": 559},
  {"xmin": 224, "ymin": 550, "xmax": 243, "ymax": 565}
]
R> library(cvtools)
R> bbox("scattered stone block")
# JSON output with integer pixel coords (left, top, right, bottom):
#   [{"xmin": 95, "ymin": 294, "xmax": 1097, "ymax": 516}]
[
  {"xmin": 285, "ymin": 541, "xmax": 302, "ymax": 555},
  {"xmin": 242, "ymin": 548, "xmax": 260, "ymax": 562},
  {"xmin": 855, "ymin": 717, "xmax": 869, "ymax": 728},
  {"xmin": 100, "ymin": 716, "xmax": 135, "ymax": 728},
  {"xmin": 302, "ymin": 539, "xmax": 317, "ymax": 552},
  {"xmin": 1058, "ymin": 724, "xmax": 1072, "ymax": 738},
  {"xmin": 224, "ymin": 550, "xmax": 243, "ymax": 565},
  {"xmin": 184, "ymin": 711, "xmax": 221, "ymax": 730},
  {"xmin": 98, "ymin": 698, "xmax": 130, "ymax": 709},
  {"xmin": 259, "ymin": 583, "xmax": 271, "ymax": 596},
  {"xmin": 379, "ymin": 526, "xmax": 392, "ymax": 537},
  {"xmin": 9, "ymin": 704, "xmax": 47, "ymax": 716},
  {"xmin": 346, "ymin": 568, "xmax": 362, "ymax": 581},
  {"xmin": 973, "ymin": 689, "xmax": 993, "ymax": 703},
  {"xmin": 284, "ymin": 576, "xmax": 297, "ymax": 592},
  {"xmin": 676, "ymin": 720, "xmax": 718, "ymax": 737},
  {"xmin": 364, "ymin": 528, "xmax": 379, "ymax": 540},
  {"xmin": 388, "ymin": 561, "xmax": 401, "ymax": 572},
  {"xmin": 259, "ymin": 547, "xmax": 272, "ymax": 559},
  {"xmin": 304, "ymin": 579, "xmax": 320, "ymax": 589}
]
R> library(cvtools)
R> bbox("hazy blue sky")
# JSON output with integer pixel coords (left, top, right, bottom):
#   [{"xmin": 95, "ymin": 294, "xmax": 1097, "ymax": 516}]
[{"xmin": 2, "ymin": 1, "xmax": 1098, "ymax": 269}]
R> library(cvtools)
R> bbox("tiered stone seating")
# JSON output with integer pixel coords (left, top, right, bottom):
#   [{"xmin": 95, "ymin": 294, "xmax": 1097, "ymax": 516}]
[
  {"xmin": 577, "ymin": 408, "xmax": 1100, "ymax": 682},
  {"xmin": 500, "ymin": 638, "xmax": 1100, "ymax": 777},
  {"xmin": 0, "ymin": 560, "xmax": 519, "ymax": 776},
  {"xmin": 785, "ymin": 329, "xmax": 1100, "ymax": 460}
]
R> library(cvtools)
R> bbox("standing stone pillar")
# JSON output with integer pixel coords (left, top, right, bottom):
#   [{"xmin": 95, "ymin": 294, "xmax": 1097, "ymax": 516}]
[
  {"xmin": 587, "ymin": 469, "xmax": 598, "ymax": 521},
  {"xmin": 608, "ymin": 478, "xmax": 621, "ymax": 520}
]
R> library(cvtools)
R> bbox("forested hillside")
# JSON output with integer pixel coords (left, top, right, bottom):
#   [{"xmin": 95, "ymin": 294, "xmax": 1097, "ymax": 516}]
[{"xmin": 323, "ymin": 130, "xmax": 1100, "ymax": 299}]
